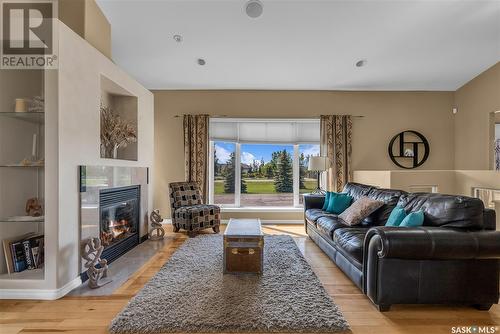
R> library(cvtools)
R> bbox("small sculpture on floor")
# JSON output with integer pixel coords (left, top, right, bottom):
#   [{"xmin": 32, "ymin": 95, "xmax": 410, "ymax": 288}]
[
  {"xmin": 149, "ymin": 209, "xmax": 165, "ymax": 240},
  {"xmin": 81, "ymin": 237, "xmax": 111, "ymax": 289}
]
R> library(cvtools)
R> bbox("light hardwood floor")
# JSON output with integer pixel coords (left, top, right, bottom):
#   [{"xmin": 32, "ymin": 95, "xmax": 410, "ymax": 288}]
[{"xmin": 1, "ymin": 224, "xmax": 499, "ymax": 334}]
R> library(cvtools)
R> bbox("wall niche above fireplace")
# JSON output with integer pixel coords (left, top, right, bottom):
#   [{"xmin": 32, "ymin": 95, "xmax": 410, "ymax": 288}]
[{"xmin": 100, "ymin": 75, "xmax": 138, "ymax": 161}]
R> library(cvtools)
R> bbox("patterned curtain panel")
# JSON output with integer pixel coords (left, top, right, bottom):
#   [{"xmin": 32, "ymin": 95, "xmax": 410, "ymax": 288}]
[
  {"xmin": 320, "ymin": 115, "xmax": 353, "ymax": 192},
  {"xmin": 183, "ymin": 115, "xmax": 209, "ymax": 201},
  {"xmin": 495, "ymin": 139, "xmax": 500, "ymax": 171}
]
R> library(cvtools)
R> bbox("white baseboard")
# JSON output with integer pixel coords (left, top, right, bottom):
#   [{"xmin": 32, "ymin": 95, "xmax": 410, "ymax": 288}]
[
  {"xmin": 229, "ymin": 220, "xmax": 303, "ymax": 225},
  {"xmin": 0, "ymin": 276, "xmax": 82, "ymax": 300},
  {"xmin": 164, "ymin": 218, "xmax": 303, "ymax": 225}
]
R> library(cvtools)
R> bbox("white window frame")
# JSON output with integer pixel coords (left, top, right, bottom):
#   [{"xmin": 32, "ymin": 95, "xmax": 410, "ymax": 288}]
[{"xmin": 209, "ymin": 140, "xmax": 318, "ymax": 208}]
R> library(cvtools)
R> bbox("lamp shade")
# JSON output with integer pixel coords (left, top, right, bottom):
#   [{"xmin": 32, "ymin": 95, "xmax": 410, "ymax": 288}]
[{"xmin": 308, "ymin": 156, "xmax": 327, "ymax": 171}]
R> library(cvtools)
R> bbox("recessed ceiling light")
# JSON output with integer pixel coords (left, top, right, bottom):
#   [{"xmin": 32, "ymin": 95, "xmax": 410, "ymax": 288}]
[
  {"xmin": 246, "ymin": 0, "xmax": 263, "ymax": 18},
  {"xmin": 355, "ymin": 59, "xmax": 367, "ymax": 67},
  {"xmin": 173, "ymin": 35, "xmax": 182, "ymax": 42},
  {"xmin": 197, "ymin": 58, "xmax": 206, "ymax": 66}
]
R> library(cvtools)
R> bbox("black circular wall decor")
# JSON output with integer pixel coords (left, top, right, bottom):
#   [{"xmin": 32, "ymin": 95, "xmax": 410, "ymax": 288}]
[{"xmin": 388, "ymin": 130, "xmax": 429, "ymax": 169}]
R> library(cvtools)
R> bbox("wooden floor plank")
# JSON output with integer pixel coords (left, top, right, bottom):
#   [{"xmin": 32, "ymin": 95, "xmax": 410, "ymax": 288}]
[{"xmin": 1, "ymin": 224, "xmax": 498, "ymax": 334}]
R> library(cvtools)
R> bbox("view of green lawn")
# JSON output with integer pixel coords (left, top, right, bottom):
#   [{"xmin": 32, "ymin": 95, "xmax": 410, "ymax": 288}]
[{"xmin": 214, "ymin": 178, "xmax": 316, "ymax": 194}]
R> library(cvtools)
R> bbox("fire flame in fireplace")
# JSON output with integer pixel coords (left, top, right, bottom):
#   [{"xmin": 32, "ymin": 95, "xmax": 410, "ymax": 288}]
[{"xmin": 101, "ymin": 219, "xmax": 131, "ymax": 246}]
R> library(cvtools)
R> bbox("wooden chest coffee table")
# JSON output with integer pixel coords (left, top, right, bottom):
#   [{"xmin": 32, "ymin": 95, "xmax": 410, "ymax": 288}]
[{"xmin": 223, "ymin": 218, "xmax": 264, "ymax": 274}]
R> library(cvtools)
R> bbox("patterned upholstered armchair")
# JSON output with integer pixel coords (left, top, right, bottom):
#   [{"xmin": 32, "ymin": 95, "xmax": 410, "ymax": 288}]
[{"xmin": 168, "ymin": 182, "xmax": 221, "ymax": 237}]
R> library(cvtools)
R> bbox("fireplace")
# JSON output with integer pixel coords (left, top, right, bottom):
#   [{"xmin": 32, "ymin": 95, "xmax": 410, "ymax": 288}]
[{"xmin": 99, "ymin": 185, "xmax": 140, "ymax": 264}]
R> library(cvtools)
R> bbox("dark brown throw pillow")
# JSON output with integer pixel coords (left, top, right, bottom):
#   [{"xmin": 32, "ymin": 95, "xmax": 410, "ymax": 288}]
[{"xmin": 338, "ymin": 196, "xmax": 384, "ymax": 226}]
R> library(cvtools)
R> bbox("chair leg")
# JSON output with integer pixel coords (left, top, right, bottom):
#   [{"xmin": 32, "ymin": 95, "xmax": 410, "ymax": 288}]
[
  {"xmin": 172, "ymin": 225, "xmax": 180, "ymax": 232},
  {"xmin": 212, "ymin": 225, "xmax": 220, "ymax": 233}
]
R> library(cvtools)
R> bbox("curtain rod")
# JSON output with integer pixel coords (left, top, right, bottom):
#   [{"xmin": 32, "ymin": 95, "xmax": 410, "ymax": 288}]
[{"xmin": 173, "ymin": 114, "xmax": 365, "ymax": 118}]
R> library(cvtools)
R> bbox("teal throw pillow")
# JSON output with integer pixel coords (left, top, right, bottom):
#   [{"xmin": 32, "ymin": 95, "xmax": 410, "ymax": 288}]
[
  {"xmin": 322, "ymin": 192, "xmax": 331, "ymax": 211},
  {"xmin": 385, "ymin": 206, "xmax": 407, "ymax": 227},
  {"xmin": 399, "ymin": 210, "xmax": 425, "ymax": 227},
  {"xmin": 326, "ymin": 192, "xmax": 353, "ymax": 214}
]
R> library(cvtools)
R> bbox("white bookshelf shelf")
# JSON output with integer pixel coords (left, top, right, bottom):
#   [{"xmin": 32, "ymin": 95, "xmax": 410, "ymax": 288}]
[
  {"xmin": 0, "ymin": 112, "xmax": 44, "ymax": 124},
  {"xmin": 0, "ymin": 164, "xmax": 44, "ymax": 168},
  {"xmin": 0, "ymin": 216, "xmax": 44, "ymax": 223},
  {"xmin": 0, "ymin": 268, "xmax": 44, "ymax": 280}
]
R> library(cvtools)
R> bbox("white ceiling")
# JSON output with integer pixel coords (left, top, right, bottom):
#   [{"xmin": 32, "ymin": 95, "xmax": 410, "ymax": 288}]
[{"xmin": 97, "ymin": 0, "xmax": 500, "ymax": 91}]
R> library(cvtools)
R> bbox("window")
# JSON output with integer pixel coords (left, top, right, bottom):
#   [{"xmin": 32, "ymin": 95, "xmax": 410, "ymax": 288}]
[
  {"xmin": 208, "ymin": 119, "xmax": 320, "ymax": 208},
  {"xmin": 240, "ymin": 143, "xmax": 294, "ymax": 207},
  {"xmin": 212, "ymin": 142, "xmax": 236, "ymax": 205}
]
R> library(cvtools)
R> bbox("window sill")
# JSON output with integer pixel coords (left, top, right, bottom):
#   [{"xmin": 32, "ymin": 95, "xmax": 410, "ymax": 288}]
[{"xmin": 220, "ymin": 207, "xmax": 303, "ymax": 213}]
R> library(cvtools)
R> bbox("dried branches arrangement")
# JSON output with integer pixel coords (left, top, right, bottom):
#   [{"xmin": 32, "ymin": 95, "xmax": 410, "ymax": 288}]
[{"xmin": 100, "ymin": 104, "xmax": 137, "ymax": 158}]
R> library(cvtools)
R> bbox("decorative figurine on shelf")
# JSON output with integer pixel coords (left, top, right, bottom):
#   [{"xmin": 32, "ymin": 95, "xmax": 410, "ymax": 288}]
[
  {"xmin": 28, "ymin": 96, "xmax": 44, "ymax": 113},
  {"xmin": 149, "ymin": 209, "xmax": 165, "ymax": 241},
  {"xmin": 14, "ymin": 98, "xmax": 28, "ymax": 113},
  {"xmin": 81, "ymin": 237, "xmax": 111, "ymax": 289},
  {"xmin": 404, "ymin": 148, "xmax": 415, "ymax": 157},
  {"xmin": 25, "ymin": 198, "xmax": 43, "ymax": 217}
]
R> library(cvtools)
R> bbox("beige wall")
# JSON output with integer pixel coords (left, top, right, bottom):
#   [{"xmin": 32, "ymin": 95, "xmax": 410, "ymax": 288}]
[
  {"xmin": 59, "ymin": 0, "xmax": 112, "ymax": 59},
  {"xmin": 154, "ymin": 90, "xmax": 454, "ymax": 217},
  {"xmin": 84, "ymin": 0, "xmax": 112, "ymax": 59},
  {"xmin": 453, "ymin": 62, "xmax": 500, "ymax": 170}
]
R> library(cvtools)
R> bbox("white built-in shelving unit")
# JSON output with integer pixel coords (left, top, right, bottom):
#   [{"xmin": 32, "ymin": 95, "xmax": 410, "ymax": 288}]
[{"xmin": 0, "ymin": 70, "xmax": 46, "ymax": 282}]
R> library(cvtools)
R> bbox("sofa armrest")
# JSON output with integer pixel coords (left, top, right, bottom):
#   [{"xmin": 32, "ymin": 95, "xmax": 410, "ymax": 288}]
[
  {"xmin": 364, "ymin": 226, "xmax": 500, "ymax": 261},
  {"xmin": 484, "ymin": 208, "xmax": 497, "ymax": 230},
  {"xmin": 303, "ymin": 194, "xmax": 325, "ymax": 211}
]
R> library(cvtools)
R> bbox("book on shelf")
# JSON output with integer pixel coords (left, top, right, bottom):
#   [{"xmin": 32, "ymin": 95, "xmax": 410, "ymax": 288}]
[
  {"xmin": 2, "ymin": 233, "xmax": 44, "ymax": 274},
  {"xmin": 12, "ymin": 240, "xmax": 27, "ymax": 272},
  {"xmin": 22, "ymin": 234, "xmax": 44, "ymax": 270},
  {"xmin": 3, "ymin": 233, "xmax": 33, "ymax": 274}
]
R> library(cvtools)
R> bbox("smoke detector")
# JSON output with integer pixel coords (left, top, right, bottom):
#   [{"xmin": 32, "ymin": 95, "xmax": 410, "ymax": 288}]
[{"xmin": 246, "ymin": 0, "xmax": 263, "ymax": 18}]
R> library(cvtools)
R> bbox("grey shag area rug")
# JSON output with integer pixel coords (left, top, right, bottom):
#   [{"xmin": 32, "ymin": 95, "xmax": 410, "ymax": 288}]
[{"xmin": 110, "ymin": 235, "xmax": 349, "ymax": 333}]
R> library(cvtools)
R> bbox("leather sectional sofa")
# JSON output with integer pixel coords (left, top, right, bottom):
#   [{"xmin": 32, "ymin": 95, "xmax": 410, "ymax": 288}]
[{"xmin": 304, "ymin": 182, "xmax": 500, "ymax": 311}]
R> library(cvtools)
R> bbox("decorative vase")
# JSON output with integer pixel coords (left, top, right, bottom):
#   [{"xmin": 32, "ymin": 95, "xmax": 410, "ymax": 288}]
[
  {"xmin": 100, "ymin": 144, "xmax": 106, "ymax": 158},
  {"xmin": 15, "ymin": 98, "xmax": 28, "ymax": 113},
  {"xmin": 102, "ymin": 144, "xmax": 118, "ymax": 159}
]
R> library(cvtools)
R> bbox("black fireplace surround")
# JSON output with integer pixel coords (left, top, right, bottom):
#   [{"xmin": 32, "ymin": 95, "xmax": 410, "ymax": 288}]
[
  {"xmin": 99, "ymin": 185, "xmax": 140, "ymax": 264},
  {"xmin": 304, "ymin": 182, "xmax": 500, "ymax": 311}
]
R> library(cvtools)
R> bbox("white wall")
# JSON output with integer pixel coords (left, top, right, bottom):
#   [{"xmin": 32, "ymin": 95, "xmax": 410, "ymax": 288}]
[
  {"xmin": 353, "ymin": 170, "xmax": 456, "ymax": 194},
  {"xmin": 55, "ymin": 23, "xmax": 153, "ymax": 289}
]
